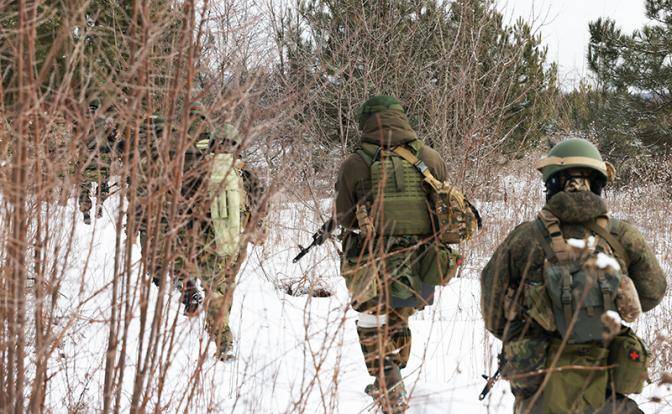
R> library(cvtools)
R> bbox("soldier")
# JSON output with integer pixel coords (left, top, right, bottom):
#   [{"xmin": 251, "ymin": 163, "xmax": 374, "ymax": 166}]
[
  {"xmin": 335, "ymin": 96, "xmax": 474, "ymax": 413},
  {"xmin": 175, "ymin": 105, "xmax": 267, "ymax": 361},
  {"xmin": 77, "ymin": 100, "xmax": 116, "ymax": 224},
  {"xmin": 480, "ymin": 138, "xmax": 667, "ymax": 413}
]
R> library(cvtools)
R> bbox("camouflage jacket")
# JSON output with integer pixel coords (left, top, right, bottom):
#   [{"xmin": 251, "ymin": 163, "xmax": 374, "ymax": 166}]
[{"xmin": 480, "ymin": 191, "xmax": 667, "ymax": 341}]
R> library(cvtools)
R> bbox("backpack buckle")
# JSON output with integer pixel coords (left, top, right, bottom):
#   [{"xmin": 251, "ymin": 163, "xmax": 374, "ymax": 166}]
[
  {"xmin": 414, "ymin": 160, "xmax": 428, "ymax": 174},
  {"xmin": 561, "ymin": 288, "xmax": 572, "ymax": 305}
]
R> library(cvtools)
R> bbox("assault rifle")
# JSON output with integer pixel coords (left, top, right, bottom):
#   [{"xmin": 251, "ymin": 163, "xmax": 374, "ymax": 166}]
[
  {"xmin": 479, "ymin": 353, "xmax": 504, "ymax": 400},
  {"xmin": 293, "ymin": 218, "xmax": 336, "ymax": 263}
]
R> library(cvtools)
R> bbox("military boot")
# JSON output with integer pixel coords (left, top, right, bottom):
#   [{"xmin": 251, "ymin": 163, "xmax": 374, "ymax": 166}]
[
  {"xmin": 364, "ymin": 365, "xmax": 408, "ymax": 414},
  {"xmin": 180, "ymin": 279, "xmax": 203, "ymax": 317},
  {"xmin": 214, "ymin": 325, "xmax": 235, "ymax": 362}
]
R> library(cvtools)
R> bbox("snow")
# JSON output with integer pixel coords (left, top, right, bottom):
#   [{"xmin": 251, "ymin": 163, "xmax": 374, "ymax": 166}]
[
  {"xmin": 566, "ymin": 237, "xmax": 597, "ymax": 250},
  {"xmin": 596, "ymin": 252, "xmax": 621, "ymax": 271},
  {"xmin": 604, "ymin": 310, "xmax": 623, "ymax": 327},
  {"xmin": 32, "ymin": 186, "xmax": 672, "ymax": 413}
]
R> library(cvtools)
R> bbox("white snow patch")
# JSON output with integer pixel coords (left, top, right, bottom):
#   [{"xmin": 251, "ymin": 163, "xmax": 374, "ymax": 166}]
[
  {"xmin": 567, "ymin": 236, "xmax": 596, "ymax": 250},
  {"xmin": 21, "ymin": 186, "xmax": 672, "ymax": 413},
  {"xmin": 567, "ymin": 238, "xmax": 586, "ymax": 249},
  {"xmin": 604, "ymin": 310, "xmax": 622, "ymax": 326},
  {"xmin": 596, "ymin": 252, "xmax": 621, "ymax": 271}
]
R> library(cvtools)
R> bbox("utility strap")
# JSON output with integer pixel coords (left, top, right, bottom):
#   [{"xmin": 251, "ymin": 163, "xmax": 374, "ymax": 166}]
[
  {"xmin": 537, "ymin": 209, "xmax": 570, "ymax": 262},
  {"xmin": 598, "ymin": 274, "xmax": 614, "ymax": 311},
  {"xmin": 534, "ymin": 219, "xmax": 559, "ymax": 263},
  {"xmin": 392, "ymin": 146, "xmax": 444, "ymax": 191},
  {"xmin": 561, "ymin": 269, "xmax": 574, "ymax": 324},
  {"xmin": 586, "ymin": 221, "xmax": 629, "ymax": 270}
]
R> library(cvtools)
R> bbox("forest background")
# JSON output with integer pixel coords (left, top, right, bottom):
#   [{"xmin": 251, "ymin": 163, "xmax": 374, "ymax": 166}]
[{"xmin": 0, "ymin": 0, "xmax": 670, "ymax": 412}]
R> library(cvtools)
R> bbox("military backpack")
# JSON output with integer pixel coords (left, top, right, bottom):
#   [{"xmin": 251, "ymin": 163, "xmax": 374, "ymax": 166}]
[{"xmin": 207, "ymin": 151, "xmax": 247, "ymax": 257}]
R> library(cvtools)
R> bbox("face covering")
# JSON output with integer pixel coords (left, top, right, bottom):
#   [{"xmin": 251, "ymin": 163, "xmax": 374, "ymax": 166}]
[{"xmin": 562, "ymin": 172, "xmax": 592, "ymax": 192}]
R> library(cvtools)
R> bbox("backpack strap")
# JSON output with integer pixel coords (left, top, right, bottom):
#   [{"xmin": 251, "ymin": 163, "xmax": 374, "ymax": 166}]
[
  {"xmin": 586, "ymin": 219, "xmax": 630, "ymax": 270},
  {"xmin": 533, "ymin": 219, "xmax": 560, "ymax": 263},
  {"xmin": 356, "ymin": 148, "xmax": 374, "ymax": 167},
  {"xmin": 533, "ymin": 218, "xmax": 573, "ymax": 322},
  {"xmin": 391, "ymin": 146, "xmax": 444, "ymax": 192},
  {"xmin": 537, "ymin": 209, "xmax": 571, "ymax": 262}
]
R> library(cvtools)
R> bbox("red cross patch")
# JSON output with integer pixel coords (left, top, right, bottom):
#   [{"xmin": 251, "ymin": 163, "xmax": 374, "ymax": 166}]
[{"xmin": 628, "ymin": 350, "xmax": 641, "ymax": 362}]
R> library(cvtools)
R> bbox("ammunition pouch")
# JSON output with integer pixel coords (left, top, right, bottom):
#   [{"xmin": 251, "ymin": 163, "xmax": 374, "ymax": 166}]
[
  {"xmin": 544, "ymin": 339, "xmax": 609, "ymax": 413},
  {"xmin": 608, "ymin": 327, "xmax": 649, "ymax": 395},
  {"xmin": 418, "ymin": 242, "xmax": 461, "ymax": 286},
  {"xmin": 340, "ymin": 232, "xmax": 378, "ymax": 307}
]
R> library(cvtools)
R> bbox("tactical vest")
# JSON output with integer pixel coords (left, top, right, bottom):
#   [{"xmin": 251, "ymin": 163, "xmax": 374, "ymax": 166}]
[
  {"xmin": 356, "ymin": 141, "xmax": 433, "ymax": 236},
  {"xmin": 209, "ymin": 153, "xmax": 247, "ymax": 257},
  {"xmin": 533, "ymin": 210, "xmax": 630, "ymax": 344}
]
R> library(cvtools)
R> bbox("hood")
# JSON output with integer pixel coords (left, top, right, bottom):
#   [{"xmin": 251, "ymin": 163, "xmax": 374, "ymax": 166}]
[
  {"xmin": 544, "ymin": 191, "xmax": 608, "ymax": 223},
  {"xmin": 360, "ymin": 109, "xmax": 417, "ymax": 147}
]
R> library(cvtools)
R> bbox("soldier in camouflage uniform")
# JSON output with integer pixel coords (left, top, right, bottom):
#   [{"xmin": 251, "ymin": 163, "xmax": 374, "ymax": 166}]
[
  {"xmin": 78, "ymin": 101, "xmax": 117, "ymax": 224},
  {"xmin": 336, "ymin": 96, "xmax": 460, "ymax": 413},
  {"xmin": 176, "ymin": 104, "xmax": 267, "ymax": 361},
  {"xmin": 480, "ymin": 138, "xmax": 667, "ymax": 413}
]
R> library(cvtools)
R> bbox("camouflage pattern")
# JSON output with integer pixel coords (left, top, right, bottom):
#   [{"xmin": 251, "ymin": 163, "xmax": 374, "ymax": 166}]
[
  {"xmin": 480, "ymin": 190, "xmax": 667, "ymax": 411},
  {"xmin": 357, "ymin": 307, "xmax": 414, "ymax": 376},
  {"xmin": 358, "ymin": 307, "xmax": 413, "ymax": 413},
  {"xmin": 176, "ymin": 116, "xmax": 266, "ymax": 357},
  {"xmin": 77, "ymin": 107, "xmax": 117, "ymax": 221},
  {"xmin": 481, "ymin": 191, "xmax": 666, "ymax": 340},
  {"xmin": 336, "ymin": 100, "xmax": 452, "ymax": 411},
  {"xmin": 502, "ymin": 337, "xmax": 548, "ymax": 399},
  {"xmin": 616, "ymin": 275, "xmax": 642, "ymax": 323},
  {"xmin": 130, "ymin": 107, "xmax": 267, "ymax": 358},
  {"xmin": 179, "ymin": 221, "xmax": 248, "ymax": 352},
  {"xmin": 78, "ymin": 167, "xmax": 110, "ymax": 218}
]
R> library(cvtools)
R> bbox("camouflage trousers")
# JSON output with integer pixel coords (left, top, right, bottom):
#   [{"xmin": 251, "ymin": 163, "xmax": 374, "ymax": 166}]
[
  {"xmin": 140, "ymin": 221, "xmax": 247, "ymax": 344},
  {"xmin": 197, "ymin": 246, "xmax": 247, "ymax": 345},
  {"xmin": 78, "ymin": 166, "xmax": 110, "ymax": 215},
  {"xmin": 356, "ymin": 306, "xmax": 414, "ymax": 379}
]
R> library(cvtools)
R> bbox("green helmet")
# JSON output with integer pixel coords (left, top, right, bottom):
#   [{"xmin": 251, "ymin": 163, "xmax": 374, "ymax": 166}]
[
  {"xmin": 221, "ymin": 123, "xmax": 241, "ymax": 145},
  {"xmin": 357, "ymin": 95, "xmax": 405, "ymax": 129},
  {"xmin": 198, "ymin": 122, "xmax": 241, "ymax": 151},
  {"xmin": 535, "ymin": 138, "xmax": 614, "ymax": 182}
]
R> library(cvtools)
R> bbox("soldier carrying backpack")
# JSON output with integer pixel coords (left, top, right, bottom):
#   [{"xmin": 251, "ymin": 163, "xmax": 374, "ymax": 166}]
[
  {"xmin": 176, "ymin": 104, "xmax": 267, "ymax": 361},
  {"xmin": 335, "ymin": 95, "xmax": 478, "ymax": 413},
  {"xmin": 480, "ymin": 138, "xmax": 667, "ymax": 413}
]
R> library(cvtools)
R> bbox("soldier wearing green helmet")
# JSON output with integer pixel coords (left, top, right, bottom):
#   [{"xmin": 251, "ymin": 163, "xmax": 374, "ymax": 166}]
[
  {"xmin": 480, "ymin": 137, "xmax": 666, "ymax": 413},
  {"xmin": 335, "ymin": 95, "xmax": 470, "ymax": 413}
]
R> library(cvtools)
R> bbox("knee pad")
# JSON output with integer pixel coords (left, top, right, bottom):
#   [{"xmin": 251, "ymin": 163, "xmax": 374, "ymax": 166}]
[{"xmin": 357, "ymin": 312, "xmax": 388, "ymax": 328}]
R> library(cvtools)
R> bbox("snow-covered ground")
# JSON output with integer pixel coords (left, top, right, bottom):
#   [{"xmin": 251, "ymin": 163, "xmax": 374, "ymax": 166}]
[{"xmin": 34, "ymin": 178, "xmax": 672, "ymax": 413}]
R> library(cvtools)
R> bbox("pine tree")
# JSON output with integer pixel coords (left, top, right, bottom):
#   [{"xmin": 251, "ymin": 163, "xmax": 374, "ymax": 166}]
[
  {"xmin": 274, "ymin": 0, "xmax": 558, "ymax": 181},
  {"xmin": 587, "ymin": 0, "xmax": 672, "ymax": 155}
]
